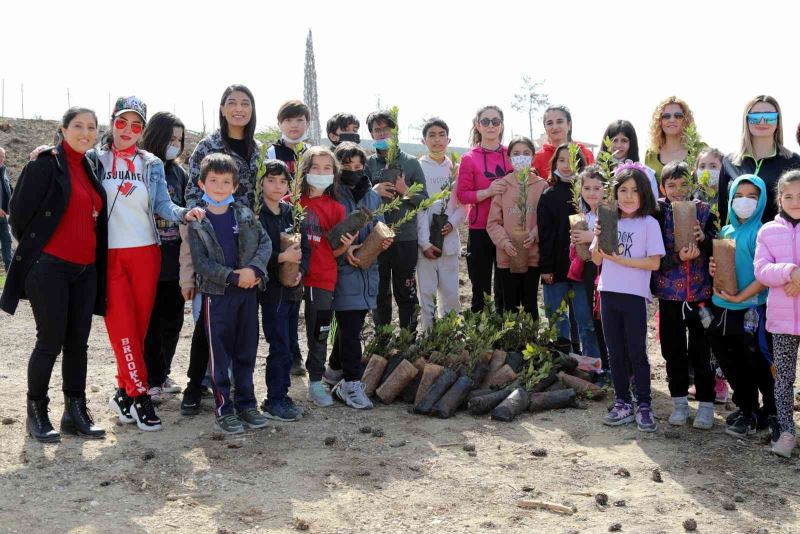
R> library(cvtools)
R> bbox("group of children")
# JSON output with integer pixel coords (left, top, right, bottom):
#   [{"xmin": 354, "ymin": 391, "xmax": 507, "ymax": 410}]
[
  {"xmin": 172, "ymin": 95, "xmax": 800, "ymax": 453},
  {"xmin": 14, "ymin": 89, "xmax": 799, "ymax": 460}
]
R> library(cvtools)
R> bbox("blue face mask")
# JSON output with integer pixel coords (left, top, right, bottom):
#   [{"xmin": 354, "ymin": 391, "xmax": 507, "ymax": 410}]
[
  {"xmin": 202, "ymin": 192, "xmax": 235, "ymax": 207},
  {"xmin": 373, "ymin": 138, "xmax": 389, "ymax": 151}
]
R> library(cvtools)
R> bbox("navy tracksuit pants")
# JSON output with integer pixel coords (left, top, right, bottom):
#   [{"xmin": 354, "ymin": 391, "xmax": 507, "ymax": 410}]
[
  {"xmin": 260, "ymin": 293, "xmax": 299, "ymax": 403},
  {"xmin": 203, "ymin": 287, "xmax": 259, "ymax": 417}
]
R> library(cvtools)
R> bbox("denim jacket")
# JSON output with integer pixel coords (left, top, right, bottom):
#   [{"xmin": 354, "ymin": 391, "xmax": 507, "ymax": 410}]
[
  {"xmin": 92, "ymin": 146, "xmax": 188, "ymax": 244},
  {"xmin": 187, "ymin": 202, "xmax": 271, "ymax": 296}
]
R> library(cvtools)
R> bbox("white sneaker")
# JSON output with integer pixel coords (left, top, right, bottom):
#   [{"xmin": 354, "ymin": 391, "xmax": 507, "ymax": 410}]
[
  {"xmin": 333, "ymin": 380, "xmax": 373, "ymax": 410},
  {"xmin": 322, "ymin": 366, "xmax": 343, "ymax": 387},
  {"xmin": 307, "ymin": 381, "xmax": 334, "ymax": 407},
  {"xmin": 147, "ymin": 386, "xmax": 163, "ymax": 405},
  {"xmin": 668, "ymin": 397, "xmax": 689, "ymax": 426},
  {"xmin": 161, "ymin": 376, "xmax": 181, "ymax": 393}
]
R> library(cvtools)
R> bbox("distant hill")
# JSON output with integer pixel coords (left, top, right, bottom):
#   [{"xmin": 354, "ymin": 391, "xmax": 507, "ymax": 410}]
[{"xmin": 0, "ymin": 118, "xmax": 203, "ymax": 185}]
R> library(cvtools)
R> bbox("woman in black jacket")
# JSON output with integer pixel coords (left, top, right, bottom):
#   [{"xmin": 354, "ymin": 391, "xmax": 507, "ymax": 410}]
[
  {"xmin": 0, "ymin": 107, "xmax": 108, "ymax": 443},
  {"xmin": 718, "ymin": 95, "xmax": 800, "ymax": 224}
]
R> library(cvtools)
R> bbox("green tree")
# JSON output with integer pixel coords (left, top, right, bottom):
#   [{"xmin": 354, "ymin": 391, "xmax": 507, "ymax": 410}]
[
  {"xmin": 511, "ymin": 75, "xmax": 549, "ymax": 140},
  {"xmin": 255, "ymin": 126, "xmax": 281, "ymax": 146}
]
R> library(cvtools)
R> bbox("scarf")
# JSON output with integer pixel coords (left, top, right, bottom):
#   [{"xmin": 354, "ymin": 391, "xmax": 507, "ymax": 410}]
[{"xmin": 111, "ymin": 144, "xmax": 137, "ymax": 177}]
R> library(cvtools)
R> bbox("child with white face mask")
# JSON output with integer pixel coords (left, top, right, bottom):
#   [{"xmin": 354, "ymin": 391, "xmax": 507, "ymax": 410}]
[
  {"xmin": 708, "ymin": 175, "xmax": 775, "ymax": 440},
  {"xmin": 486, "ymin": 137, "xmax": 547, "ymax": 317}
]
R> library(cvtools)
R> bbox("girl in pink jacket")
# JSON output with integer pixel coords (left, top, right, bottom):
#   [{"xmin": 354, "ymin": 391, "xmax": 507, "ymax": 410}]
[{"xmin": 754, "ymin": 170, "xmax": 800, "ymax": 458}]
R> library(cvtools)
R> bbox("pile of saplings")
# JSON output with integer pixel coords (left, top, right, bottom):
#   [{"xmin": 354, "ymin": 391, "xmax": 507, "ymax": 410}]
[{"xmin": 360, "ymin": 300, "xmax": 607, "ymax": 422}]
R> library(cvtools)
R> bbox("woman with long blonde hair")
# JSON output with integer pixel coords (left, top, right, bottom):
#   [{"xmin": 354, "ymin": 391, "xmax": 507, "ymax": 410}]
[
  {"xmin": 718, "ymin": 95, "xmax": 800, "ymax": 224},
  {"xmin": 644, "ymin": 96, "xmax": 698, "ymax": 181}
]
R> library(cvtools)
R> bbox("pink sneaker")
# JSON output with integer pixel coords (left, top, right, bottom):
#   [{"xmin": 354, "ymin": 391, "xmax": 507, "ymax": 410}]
[
  {"xmin": 714, "ymin": 378, "xmax": 730, "ymax": 404},
  {"xmin": 687, "ymin": 385, "xmax": 697, "ymax": 400},
  {"xmin": 771, "ymin": 432, "xmax": 796, "ymax": 458}
]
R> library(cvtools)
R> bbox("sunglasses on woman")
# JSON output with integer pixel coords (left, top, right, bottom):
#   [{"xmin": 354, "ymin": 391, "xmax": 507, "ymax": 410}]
[
  {"xmin": 661, "ymin": 111, "xmax": 685, "ymax": 120},
  {"xmin": 747, "ymin": 112, "xmax": 779, "ymax": 125},
  {"xmin": 114, "ymin": 117, "xmax": 143, "ymax": 134},
  {"xmin": 479, "ymin": 117, "xmax": 503, "ymax": 127}
]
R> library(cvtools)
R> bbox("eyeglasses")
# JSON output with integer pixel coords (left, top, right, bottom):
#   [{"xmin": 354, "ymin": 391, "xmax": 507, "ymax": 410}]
[
  {"xmin": 661, "ymin": 112, "xmax": 685, "ymax": 120},
  {"xmin": 479, "ymin": 118, "xmax": 503, "ymax": 127},
  {"xmin": 747, "ymin": 112, "xmax": 779, "ymax": 125},
  {"xmin": 114, "ymin": 118, "xmax": 143, "ymax": 134}
]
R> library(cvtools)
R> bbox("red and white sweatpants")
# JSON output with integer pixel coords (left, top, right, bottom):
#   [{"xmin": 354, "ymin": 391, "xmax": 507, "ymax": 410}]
[{"xmin": 104, "ymin": 245, "xmax": 161, "ymax": 397}]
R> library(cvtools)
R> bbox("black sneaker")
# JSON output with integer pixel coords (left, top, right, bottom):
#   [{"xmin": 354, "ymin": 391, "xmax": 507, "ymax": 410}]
[
  {"xmin": 754, "ymin": 408, "xmax": 770, "ymax": 431},
  {"xmin": 767, "ymin": 415, "xmax": 781, "ymax": 443},
  {"xmin": 725, "ymin": 408, "xmax": 742, "ymax": 426},
  {"xmin": 725, "ymin": 414, "xmax": 756, "ymax": 438},
  {"xmin": 108, "ymin": 388, "xmax": 135, "ymax": 424},
  {"xmin": 291, "ymin": 357, "xmax": 306, "ymax": 376},
  {"xmin": 130, "ymin": 395, "xmax": 162, "ymax": 431},
  {"xmin": 181, "ymin": 387, "xmax": 202, "ymax": 416}
]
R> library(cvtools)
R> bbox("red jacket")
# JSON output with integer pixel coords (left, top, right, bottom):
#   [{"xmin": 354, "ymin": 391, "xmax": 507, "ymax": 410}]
[
  {"xmin": 299, "ymin": 194, "xmax": 345, "ymax": 291},
  {"xmin": 533, "ymin": 143, "xmax": 595, "ymax": 180}
]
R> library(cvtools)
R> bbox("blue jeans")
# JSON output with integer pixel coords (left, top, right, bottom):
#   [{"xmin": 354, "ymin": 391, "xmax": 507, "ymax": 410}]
[
  {"xmin": 0, "ymin": 217, "xmax": 11, "ymax": 270},
  {"xmin": 543, "ymin": 280, "xmax": 599, "ymax": 357},
  {"xmin": 260, "ymin": 295, "xmax": 298, "ymax": 402}
]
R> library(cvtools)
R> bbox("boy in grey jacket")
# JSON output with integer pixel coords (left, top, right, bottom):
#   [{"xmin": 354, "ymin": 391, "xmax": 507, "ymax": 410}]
[{"xmin": 187, "ymin": 154, "xmax": 271, "ymax": 434}]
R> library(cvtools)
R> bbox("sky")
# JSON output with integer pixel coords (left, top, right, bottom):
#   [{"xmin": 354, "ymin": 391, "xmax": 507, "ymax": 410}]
[{"xmin": 3, "ymin": 0, "xmax": 799, "ymax": 155}]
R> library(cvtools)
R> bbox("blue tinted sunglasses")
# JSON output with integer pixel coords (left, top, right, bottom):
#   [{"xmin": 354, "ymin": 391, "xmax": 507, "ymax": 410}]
[{"xmin": 747, "ymin": 112, "xmax": 779, "ymax": 125}]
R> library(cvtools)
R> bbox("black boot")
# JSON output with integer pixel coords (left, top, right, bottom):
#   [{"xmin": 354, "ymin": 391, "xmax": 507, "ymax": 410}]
[
  {"xmin": 61, "ymin": 394, "xmax": 106, "ymax": 439},
  {"xmin": 27, "ymin": 397, "xmax": 60, "ymax": 443}
]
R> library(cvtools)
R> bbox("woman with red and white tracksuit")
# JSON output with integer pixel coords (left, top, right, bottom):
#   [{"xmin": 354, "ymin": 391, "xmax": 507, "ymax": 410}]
[
  {"xmin": 754, "ymin": 169, "xmax": 800, "ymax": 457},
  {"xmin": 100, "ymin": 96, "xmax": 204, "ymax": 431}
]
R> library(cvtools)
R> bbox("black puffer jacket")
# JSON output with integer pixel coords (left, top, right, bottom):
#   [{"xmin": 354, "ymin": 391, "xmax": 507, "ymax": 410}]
[{"xmin": 0, "ymin": 146, "xmax": 108, "ymax": 315}]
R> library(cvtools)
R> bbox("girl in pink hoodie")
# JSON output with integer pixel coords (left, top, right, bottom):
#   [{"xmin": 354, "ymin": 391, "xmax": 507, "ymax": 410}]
[
  {"xmin": 456, "ymin": 105, "xmax": 513, "ymax": 312},
  {"xmin": 754, "ymin": 170, "xmax": 800, "ymax": 458}
]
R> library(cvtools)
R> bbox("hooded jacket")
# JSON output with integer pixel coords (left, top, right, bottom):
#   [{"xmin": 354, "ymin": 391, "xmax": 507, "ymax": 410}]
[
  {"xmin": 456, "ymin": 145, "xmax": 512, "ymax": 230},
  {"xmin": 718, "ymin": 150, "xmax": 800, "ymax": 225},
  {"xmin": 712, "ymin": 174, "xmax": 768, "ymax": 311},
  {"xmin": 486, "ymin": 172, "xmax": 548, "ymax": 269},
  {"xmin": 754, "ymin": 214, "xmax": 800, "ymax": 335}
]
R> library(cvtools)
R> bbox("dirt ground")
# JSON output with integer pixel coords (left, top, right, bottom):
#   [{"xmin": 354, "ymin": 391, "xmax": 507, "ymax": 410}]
[{"xmin": 1, "ymin": 267, "xmax": 799, "ymax": 534}]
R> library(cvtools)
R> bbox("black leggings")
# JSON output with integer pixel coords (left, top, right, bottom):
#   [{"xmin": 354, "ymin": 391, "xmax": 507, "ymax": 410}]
[
  {"xmin": 144, "ymin": 280, "xmax": 185, "ymax": 387},
  {"xmin": 467, "ymin": 229, "xmax": 501, "ymax": 312},
  {"xmin": 25, "ymin": 254, "xmax": 97, "ymax": 400},
  {"xmin": 329, "ymin": 309, "xmax": 367, "ymax": 382},
  {"xmin": 707, "ymin": 304, "xmax": 775, "ymax": 416}
]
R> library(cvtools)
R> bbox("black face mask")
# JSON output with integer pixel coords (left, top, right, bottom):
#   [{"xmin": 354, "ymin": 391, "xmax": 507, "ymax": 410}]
[
  {"xmin": 336, "ymin": 132, "xmax": 361, "ymax": 145},
  {"xmin": 340, "ymin": 169, "xmax": 364, "ymax": 186}
]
